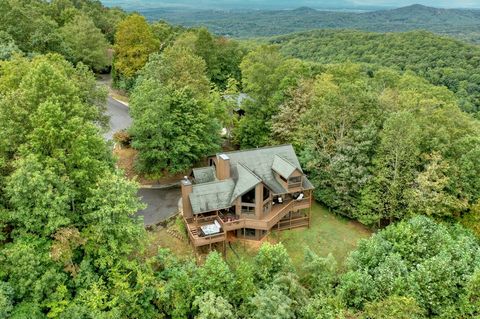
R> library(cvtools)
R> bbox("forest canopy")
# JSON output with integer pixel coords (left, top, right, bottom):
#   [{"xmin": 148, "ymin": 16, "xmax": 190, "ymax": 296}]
[
  {"xmin": 233, "ymin": 45, "xmax": 480, "ymax": 233},
  {"xmin": 270, "ymin": 29, "xmax": 480, "ymax": 115},
  {"xmin": 1, "ymin": 2, "xmax": 480, "ymax": 318},
  {"xmin": 0, "ymin": 0, "xmax": 125, "ymax": 71}
]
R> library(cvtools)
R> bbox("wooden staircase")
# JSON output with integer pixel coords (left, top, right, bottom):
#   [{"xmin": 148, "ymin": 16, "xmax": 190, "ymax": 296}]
[{"xmin": 190, "ymin": 228, "xmax": 199, "ymax": 237}]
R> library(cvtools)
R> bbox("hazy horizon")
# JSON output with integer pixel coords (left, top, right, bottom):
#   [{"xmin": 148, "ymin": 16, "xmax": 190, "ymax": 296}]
[{"xmin": 101, "ymin": 0, "xmax": 480, "ymax": 10}]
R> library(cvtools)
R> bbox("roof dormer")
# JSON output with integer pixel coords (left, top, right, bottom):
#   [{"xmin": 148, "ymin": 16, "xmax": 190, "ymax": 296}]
[{"xmin": 272, "ymin": 155, "xmax": 303, "ymax": 191}]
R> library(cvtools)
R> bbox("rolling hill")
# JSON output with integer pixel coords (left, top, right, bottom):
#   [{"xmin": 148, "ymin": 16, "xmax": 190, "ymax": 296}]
[{"xmin": 134, "ymin": 4, "xmax": 480, "ymax": 43}]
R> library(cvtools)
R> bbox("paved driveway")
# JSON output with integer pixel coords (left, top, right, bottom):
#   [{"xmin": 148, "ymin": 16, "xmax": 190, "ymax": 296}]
[
  {"xmin": 103, "ymin": 97, "xmax": 132, "ymax": 141},
  {"xmin": 103, "ymin": 94, "xmax": 180, "ymax": 226},
  {"xmin": 136, "ymin": 187, "xmax": 181, "ymax": 226}
]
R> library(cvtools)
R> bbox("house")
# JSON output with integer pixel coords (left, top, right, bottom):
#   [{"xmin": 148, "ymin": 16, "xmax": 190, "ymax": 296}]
[{"xmin": 181, "ymin": 144, "xmax": 314, "ymax": 255}]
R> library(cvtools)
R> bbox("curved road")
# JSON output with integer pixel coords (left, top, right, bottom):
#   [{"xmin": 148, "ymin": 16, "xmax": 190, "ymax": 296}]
[
  {"xmin": 103, "ymin": 96, "xmax": 132, "ymax": 141},
  {"xmin": 103, "ymin": 96, "xmax": 181, "ymax": 226}
]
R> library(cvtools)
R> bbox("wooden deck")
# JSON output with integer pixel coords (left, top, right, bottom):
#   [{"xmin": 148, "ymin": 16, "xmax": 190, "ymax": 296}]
[
  {"xmin": 220, "ymin": 198, "xmax": 311, "ymax": 231},
  {"xmin": 184, "ymin": 216, "xmax": 226, "ymax": 247},
  {"xmin": 184, "ymin": 197, "xmax": 311, "ymax": 248}
]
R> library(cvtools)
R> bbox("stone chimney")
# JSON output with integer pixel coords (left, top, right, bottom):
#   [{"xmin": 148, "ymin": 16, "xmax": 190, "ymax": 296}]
[
  {"xmin": 217, "ymin": 154, "xmax": 231, "ymax": 180},
  {"xmin": 181, "ymin": 176, "xmax": 193, "ymax": 219}
]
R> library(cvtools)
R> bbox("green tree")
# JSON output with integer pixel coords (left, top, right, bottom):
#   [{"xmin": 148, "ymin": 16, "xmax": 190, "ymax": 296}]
[
  {"xmin": 461, "ymin": 202, "xmax": 480, "ymax": 238},
  {"xmin": 359, "ymin": 111, "xmax": 421, "ymax": 225},
  {"xmin": 232, "ymin": 260, "xmax": 257, "ymax": 305},
  {"xmin": 274, "ymin": 30, "xmax": 480, "ymax": 115},
  {"xmin": 0, "ymin": 53, "xmax": 152, "ymax": 317},
  {"xmin": 194, "ymin": 251, "xmax": 235, "ymax": 299},
  {"xmin": 236, "ymin": 46, "xmax": 312, "ymax": 147},
  {"xmin": 0, "ymin": 0, "xmax": 62, "ymax": 54},
  {"xmin": 300, "ymin": 294, "xmax": 346, "ymax": 319},
  {"xmin": 0, "ymin": 235, "xmax": 67, "ymax": 305},
  {"xmin": 193, "ymin": 291, "xmax": 235, "ymax": 319},
  {"xmin": 80, "ymin": 172, "xmax": 145, "ymax": 268},
  {"xmin": 337, "ymin": 270, "xmax": 376, "ymax": 309},
  {"xmin": 362, "ymin": 296, "xmax": 425, "ymax": 319},
  {"xmin": 113, "ymin": 14, "xmax": 159, "ymax": 79},
  {"xmin": 159, "ymin": 260, "xmax": 198, "ymax": 318},
  {"xmin": 249, "ymin": 286, "xmax": 295, "ymax": 319},
  {"xmin": 5, "ymin": 154, "xmax": 72, "ymax": 236},
  {"xmin": 139, "ymin": 46, "xmax": 211, "ymax": 98},
  {"xmin": 129, "ymin": 82, "xmax": 221, "ymax": 175},
  {"xmin": 59, "ymin": 14, "xmax": 110, "ymax": 71},
  {"xmin": 0, "ymin": 282, "xmax": 14, "ymax": 318},
  {"xmin": 173, "ymin": 28, "xmax": 245, "ymax": 89},
  {"xmin": 459, "ymin": 269, "xmax": 480, "ymax": 317},
  {"xmin": 240, "ymin": 45, "xmax": 285, "ymax": 102},
  {"xmin": 275, "ymin": 65, "xmax": 380, "ymax": 218},
  {"xmin": 273, "ymin": 273, "xmax": 308, "ymax": 316},
  {"xmin": 151, "ymin": 21, "xmax": 184, "ymax": 51},
  {"xmin": 407, "ymin": 152, "xmax": 467, "ymax": 217},
  {"xmin": 0, "ymin": 31, "xmax": 20, "ymax": 60},
  {"xmin": 300, "ymin": 250, "xmax": 338, "ymax": 295},
  {"xmin": 339, "ymin": 216, "xmax": 480, "ymax": 315},
  {"xmin": 254, "ymin": 243, "xmax": 293, "ymax": 285},
  {"xmin": 0, "ymin": 54, "xmax": 106, "ymax": 170}
]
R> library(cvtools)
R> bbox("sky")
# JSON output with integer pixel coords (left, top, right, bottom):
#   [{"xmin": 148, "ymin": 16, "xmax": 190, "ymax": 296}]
[{"xmin": 101, "ymin": 0, "xmax": 480, "ymax": 10}]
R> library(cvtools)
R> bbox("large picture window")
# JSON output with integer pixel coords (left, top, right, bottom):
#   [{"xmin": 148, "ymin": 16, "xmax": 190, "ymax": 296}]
[
  {"xmin": 263, "ymin": 185, "xmax": 270, "ymax": 201},
  {"xmin": 241, "ymin": 188, "xmax": 255, "ymax": 204}
]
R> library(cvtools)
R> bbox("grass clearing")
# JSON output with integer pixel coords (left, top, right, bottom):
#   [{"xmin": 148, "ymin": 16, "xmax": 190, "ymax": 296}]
[
  {"xmin": 227, "ymin": 202, "xmax": 372, "ymax": 268},
  {"xmin": 272, "ymin": 202, "xmax": 372, "ymax": 267},
  {"xmin": 146, "ymin": 225, "xmax": 194, "ymax": 260}
]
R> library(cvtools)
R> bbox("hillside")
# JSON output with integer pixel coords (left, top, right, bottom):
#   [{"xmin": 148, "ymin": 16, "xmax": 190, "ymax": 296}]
[
  {"xmin": 137, "ymin": 4, "xmax": 480, "ymax": 43},
  {"xmin": 3, "ymin": 1, "xmax": 480, "ymax": 317},
  {"xmin": 270, "ymin": 29, "xmax": 480, "ymax": 114}
]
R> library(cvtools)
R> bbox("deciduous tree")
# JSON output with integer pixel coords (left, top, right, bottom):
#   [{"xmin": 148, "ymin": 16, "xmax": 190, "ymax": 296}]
[
  {"xmin": 130, "ymin": 82, "xmax": 221, "ymax": 175},
  {"xmin": 59, "ymin": 14, "xmax": 110, "ymax": 71},
  {"xmin": 113, "ymin": 14, "xmax": 159, "ymax": 78}
]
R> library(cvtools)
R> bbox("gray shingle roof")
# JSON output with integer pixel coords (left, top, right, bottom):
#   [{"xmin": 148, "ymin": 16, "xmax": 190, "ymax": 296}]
[
  {"xmin": 272, "ymin": 154, "xmax": 299, "ymax": 179},
  {"xmin": 225, "ymin": 144, "xmax": 305, "ymax": 194},
  {"xmin": 193, "ymin": 166, "xmax": 216, "ymax": 184},
  {"xmin": 230, "ymin": 163, "xmax": 261, "ymax": 205},
  {"xmin": 190, "ymin": 145, "xmax": 314, "ymax": 214},
  {"xmin": 189, "ymin": 179, "xmax": 235, "ymax": 214}
]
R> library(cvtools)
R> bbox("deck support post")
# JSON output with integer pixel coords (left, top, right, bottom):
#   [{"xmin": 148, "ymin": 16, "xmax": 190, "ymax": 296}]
[
  {"xmin": 308, "ymin": 192, "xmax": 312, "ymax": 229},
  {"xmin": 243, "ymin": 228, "xmax": 246, "ymax": 250}
]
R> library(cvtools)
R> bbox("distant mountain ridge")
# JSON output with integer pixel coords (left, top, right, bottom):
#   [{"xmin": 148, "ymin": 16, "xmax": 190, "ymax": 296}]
[
  {"xmin": 102, "ymin": 0, "xmax": 377, "ymax": 11},
  {"xmin": 292, "ymin": 6, "xmax": 318, "ymax": 12},
  {"xmin": 132, "ymin": 4, "xmax": 480, "ymax": 43}
]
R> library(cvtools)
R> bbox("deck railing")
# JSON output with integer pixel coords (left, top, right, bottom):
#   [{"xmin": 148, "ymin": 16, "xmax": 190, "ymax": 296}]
[
  {"xmin": 184, "ymin": 197, "xmax": 311, "ymax": 246},
  {"xmin": 184, "ymin": 216, "xmax": 226, "ymax": 247},
  {"xmin": 219, "ymin": 198, "xmax": 310, "ymax": 231}
]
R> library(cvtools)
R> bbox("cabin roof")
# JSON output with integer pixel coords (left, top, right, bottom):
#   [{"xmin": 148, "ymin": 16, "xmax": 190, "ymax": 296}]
[
  {"xmin": 189, "ymin": 179, "xmax": 235, "ymax": 214},
  {"xmin": 189, "ymin": 144, "xmax": 314, "ymax": 214},
  {"xmin": 193, "ymin": 166, "xmax": 216, "ymax": 184},
  {"xmin": 272, "ymin": 154, "xmax": 299, "ymax": 179},
  {"xmin": 229, "ymin": 163, "xmax": 262, "ymax": 205}
]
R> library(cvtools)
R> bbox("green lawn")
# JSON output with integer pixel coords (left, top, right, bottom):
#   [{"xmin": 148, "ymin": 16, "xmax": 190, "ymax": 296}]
[
  {"xmin": 227, "ymin": 202, "xmax": 372, "ymax": 269},
  {"xmin": 150, "ymin": 202, "xmax": 373, "ymax": 268}
]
